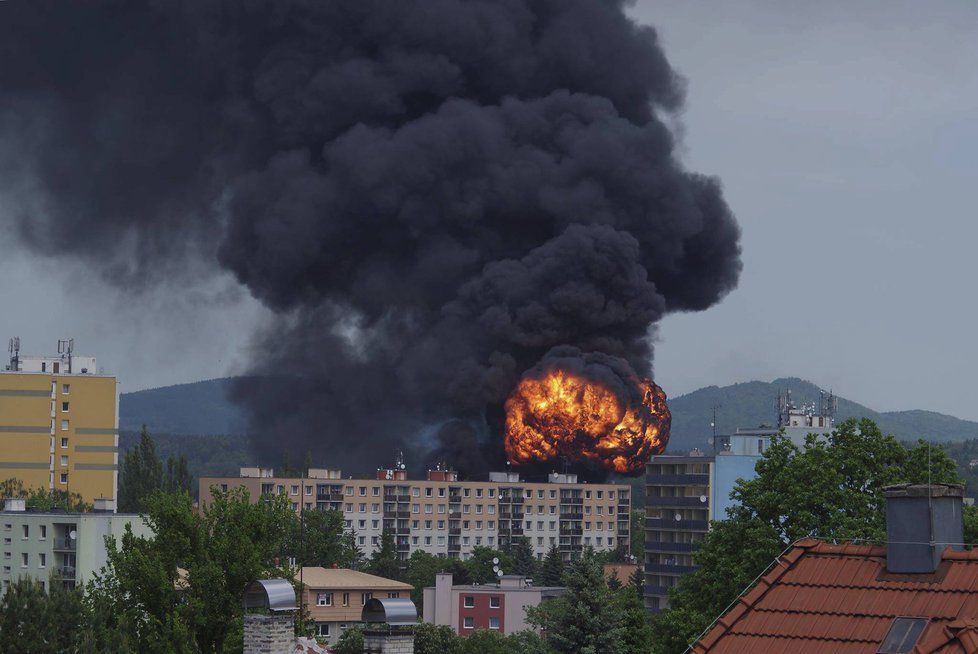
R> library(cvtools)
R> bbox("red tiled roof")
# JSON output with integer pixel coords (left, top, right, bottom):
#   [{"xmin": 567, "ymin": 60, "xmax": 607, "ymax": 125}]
[{"xmin": 692, "ymin": 539, "xmax": 978, "ymax": 654}]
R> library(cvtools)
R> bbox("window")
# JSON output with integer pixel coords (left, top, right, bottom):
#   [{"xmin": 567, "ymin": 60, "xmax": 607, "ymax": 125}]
[
  {"xmin": 316, "ymin": 623, "xmax": 330, "ymax": 637},
  {"xmin": 425, "ymin": 505, "xmax": 433, "ymax": 514},
  {"xmin": 475, "ymin": 505, "xmax": 483, "ymax": 514},
  {"xmin": 412, "ymin": 504, "xmax": 419, "ymax": 514},
  {"xmin": 60, "ymin": 438, "xmax": 68, "ymax": 449},
  {"xmin": 463, "ymin": 596, "xmax": 475, "ymax": 608},
  {"xmin": 361, "ymin": 592, "xmax": 373, "ymax": 606},
  {"xmin": 359, "ymin": 487, "xmax": 367, "ymax": 496},
  {"xmin": 463, "ymin": 616, "xmax": 474, "ymax": 629},
  {"xmin": 463, "ymin": 489, "xmax": 470, "ymax": 497},
  {"xmin": 388, "ymin": 592, "xmax": 399, "ymax": 598},
  {"xmin": 476, "ymin": 489, "xmax": 483, "ymax": 498},
  {"xmin": 438, "ymin": 505, "xmax": 445, "ymax": 514},
  {"xmin": 489, "ymin": 616, "xmax": 500, "ymax": 630},
  {"xmin": 342, "ymin": 592, "xmax": 349, "ymax": 606},
  {"xmin": 61, "ymin": 402, "xmax": 69, "ymax": 412},
  {"xmin": 879, "ymin": 618, "xmax": 929, "ymax": 653},
  {"xmin": 757, "ymin": 439, "xmax": 764, "ymax": 454},
  {"xmin": 316, "ymin": 593, "xmax": 332, "ymax": 606},
  {"xmin": 38, "ymin": 553, "xmax": 45, "ymax": 568},
  {"xmin": 39, "ymin": 525, "xmax": 46, "ymax": 539},
  {"xmin": 425, "ymin": 488, "xmax": 432, "ymax": 497},
  {"xmin": 372, "ymin": 487, "xmax": 380, "ymax": 496},
  {"xmin": 21, "ymin": 525, "xmax": 28, "ymax": 539},
  {"xmin": 345, "ymin": 486, "xmax": 354, "ymax": 496},
  {"xmin": 291, "ymin": 485, "xmax": 299, "ymax": 495},
  {"xmin": 438, "ymin": 488, "xmax": 445, "ymax": 497},
  {"xmin": 60, "ymin": 419, "xmax": 68, "ymax": 431},
  {"xmin": 412, "ymin": 488, "xmax": 420, "ymax": 497},
  {"xmin": 20, "ymin": 553, "xmax": 27, "ymax": 567},
  {"xmin": 59, "ymin": 473, "xmax": 68, "ymax": 484},
  {"xmin": 62, "ymin": 384, "xmax": 70, "ymax": 394},
  {"xmin": 597, "ymin": 490, "xmax": 604, "ymax": 499},
  {"xmin": 306, "ymin": 486, "xmax": 313, "ymax": 496},
  {"xmin": 61, "ymin": 455, "xmax": 68, "ymax": 467},
  {"xmin": 489, "ymin": 596, "xmax": 500, "ymax": 608}
]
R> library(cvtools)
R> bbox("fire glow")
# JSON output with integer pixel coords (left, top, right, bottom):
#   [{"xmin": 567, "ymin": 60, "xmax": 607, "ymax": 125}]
[{"xmin": 504, "ymin": 368, "xmax": 671, "ymax": 474}]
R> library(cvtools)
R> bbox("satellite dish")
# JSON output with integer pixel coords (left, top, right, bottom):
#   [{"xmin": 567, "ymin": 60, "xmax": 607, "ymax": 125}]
[
  {"xmin": 700, "ymin": 496, "xmax": 707, "ymax": 503},
  {"xmin": 492, "ymin": 565, "xmax": 499, "ymax": 573},
  {"xmin": 69, "ymin": 530, "xmax": 77, "ymax": 540},
  {"xmin": 674, "ymin": 514, "xmax": 682, "ymax": 522},
  {"xmin": 497, "ymin": 570, "xmax": 504, "ymax": 577},
  {"xmin": 492, "ymin": 557, "xmax": 499, "ymax": 565}
]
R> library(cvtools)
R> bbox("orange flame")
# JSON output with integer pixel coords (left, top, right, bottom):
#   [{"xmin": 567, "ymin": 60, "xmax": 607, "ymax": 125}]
[{"xmin": 504, "ymin": 368, "xmax": 670, "ymax": 474}]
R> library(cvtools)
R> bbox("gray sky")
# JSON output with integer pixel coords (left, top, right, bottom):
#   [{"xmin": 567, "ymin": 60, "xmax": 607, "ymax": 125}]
[{"xmin": 2, "ymin": 1, "xmax": 977, "ymax": 419}]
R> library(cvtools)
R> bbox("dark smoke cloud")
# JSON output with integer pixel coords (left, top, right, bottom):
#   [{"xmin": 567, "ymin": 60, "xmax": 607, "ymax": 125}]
[{"xmin": 0, "ymin": 0, "xmax": 741, "ymax": 477}]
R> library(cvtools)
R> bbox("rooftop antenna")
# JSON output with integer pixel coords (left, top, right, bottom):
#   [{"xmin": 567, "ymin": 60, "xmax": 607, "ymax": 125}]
[
  {"xmin": 57, "ymin": 338, "xmax": 74, "ymax": 374},
  {"xmin": 8, "ymin": 337, "xmax": 20, "ymax": 371},
  {"xmin": 394, "ymin": 449, "xmax": 406, "ymax": 471},
  {"xmin": 711, "ymin": 404, "xmax": 722, "ymax": 453}
]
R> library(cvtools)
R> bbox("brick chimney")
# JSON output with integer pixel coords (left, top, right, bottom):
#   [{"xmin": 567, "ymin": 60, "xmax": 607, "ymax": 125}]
[{"xmin": 885, "ymin": 483, "xmax": 964, "ymax": 574}]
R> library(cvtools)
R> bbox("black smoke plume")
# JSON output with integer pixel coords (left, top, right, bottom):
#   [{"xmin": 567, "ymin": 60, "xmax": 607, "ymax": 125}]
[{"xmin": 0, "ymin": 1, "xmax": 741, "ymax": 477}]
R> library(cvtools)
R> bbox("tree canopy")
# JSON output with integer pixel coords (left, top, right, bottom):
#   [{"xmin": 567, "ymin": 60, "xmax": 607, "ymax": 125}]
[
  {"xmin": 118, "ymin": 426, "xmax": 192, "ymax": 512},
  {"xmin": 651, "ymin": 418, "xmax": 965, "ymax": 654}
]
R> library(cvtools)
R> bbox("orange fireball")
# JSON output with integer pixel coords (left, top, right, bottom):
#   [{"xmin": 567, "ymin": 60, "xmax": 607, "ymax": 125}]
[{"xmin": 504, "ymin": 368, "xmax": 670, "ymax": 474}]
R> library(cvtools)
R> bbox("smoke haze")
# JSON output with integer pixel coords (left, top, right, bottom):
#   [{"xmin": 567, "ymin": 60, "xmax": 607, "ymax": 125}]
[{"xmin": 0, "ymin": 0, "xmax": 741, "ymax": 476}]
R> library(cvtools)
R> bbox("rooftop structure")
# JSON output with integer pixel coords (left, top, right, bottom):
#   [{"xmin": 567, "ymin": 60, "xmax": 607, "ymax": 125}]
[
  {"xmin": 0, "ymin": 338, "xmax": 118, "ymax": 505},
  {"xmin": 200, "ymin": 466, "xmax": 630, "ymax": 562},
  {"xmin": 693, "ymin": 483, "xmax": 975, "ymax": 653}
]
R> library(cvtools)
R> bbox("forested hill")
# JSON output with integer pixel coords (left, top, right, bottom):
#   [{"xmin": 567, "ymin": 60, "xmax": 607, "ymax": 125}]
[
  {"xmin": 666, "ymin": 377, "xmax": 978, "ymax": 453},
  {"xmin": 120, "ymin": 378, "xmax": 245, "ymax": 435},
  {"xmin": 119, "ymin": 376, "xmax": 978, "ymax": 467}
]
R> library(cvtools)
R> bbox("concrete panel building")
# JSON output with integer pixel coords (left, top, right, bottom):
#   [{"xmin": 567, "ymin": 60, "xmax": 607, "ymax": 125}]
[
  {"xmin": 200, "ymin": 466, "xmax": 631, "ymax": 562},
  {"xmin": 0, "ymin": 498, "xmax": 151, "ymax": 595},
  {"xmin": 644, "ymin": 391, "xmax": 837, "ymax": 611},
  {"xmin": 1, "ymin": 339, "xmax": 119, "ymax": 505}
]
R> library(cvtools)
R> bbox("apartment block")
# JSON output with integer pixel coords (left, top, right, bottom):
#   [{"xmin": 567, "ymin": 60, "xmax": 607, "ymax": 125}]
[
  {"xmin": 1, "ymin": 339, "xmax": 119, "ymax": 505},
  {"xmin": 0, "ymin": 498, "xmax": 152, "ymax": 595},
  {"xmin": 296, "ymin": 567, "xmax": 412, "ymax": 645},
  {"xmin": 644, "ymin": 391, "xmax": 837, "ymax": 611},
  {"xmin": 199, "ymin": 466, "xmax": 631, "ymax": 562}
]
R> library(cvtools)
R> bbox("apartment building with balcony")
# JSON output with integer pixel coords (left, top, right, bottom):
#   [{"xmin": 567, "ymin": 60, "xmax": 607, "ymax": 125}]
[
  {"xmin": 644, "ymin": 391, "xmax": 838, "ymax": 611},
  {"xmin": 199, "ymin": 466, "xmax": 630, "ymax": 562},
  {"xmin": 0, "ymin": 498, "xmax": 152, "ymax": 595}
]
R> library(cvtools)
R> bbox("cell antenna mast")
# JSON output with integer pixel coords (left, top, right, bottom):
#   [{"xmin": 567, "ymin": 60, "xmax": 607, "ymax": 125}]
[{"xmin": 8, "ymin": 337, "xmax": 20, "ymax": 370}]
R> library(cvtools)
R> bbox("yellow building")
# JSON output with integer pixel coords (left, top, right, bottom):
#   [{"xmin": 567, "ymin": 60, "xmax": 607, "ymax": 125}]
[{"xmin": 0, "ymin": 339, "xmax": 118, "ymax": 506}]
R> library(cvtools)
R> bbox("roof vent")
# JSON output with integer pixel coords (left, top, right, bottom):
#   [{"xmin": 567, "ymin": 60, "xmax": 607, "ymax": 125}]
[{"xmin": 885, "ymin": 483, "xmax": 964, "ymax": 573}]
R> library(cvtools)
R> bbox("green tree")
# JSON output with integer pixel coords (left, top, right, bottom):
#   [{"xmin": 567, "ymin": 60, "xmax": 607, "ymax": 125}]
[
  {"xmin": 539, "ymin": 544, "xmax": 565, "ymax": 586},
  {"xmin": 332, "ymin": 625, "xmax": 364, "ymax": 654},
  {"xmin": 630, "ymin": 509, "xmax": 645, "ymax": 562},
  {"xmin": 291, "ymin": 508, "xmax": 359, "ymax": 569},
  {"xmin": 504, "ymin": 631, "xmax": 554, "ymax": 654},
  {"xmin": 617, "ymin": 584, "xmax": 654, "ymax": 654},
  {"xmin": 367, "ymin": 531, "xmax": 401, "ymax": 580},
  {"xmin": 528, "ymin": 551, "xmax": 624, "ymax": 654},
  {"xmin": 464, "ymin": 547, "xmax": 513, "ymax": 583},
  {"xmin": 414, "ymin": 623, "xmax": 462, "ymax": 654},
  {"xmin": 507, "ymin": 537, "xmax": 538, "ymax": 578},
  {"xmin": 461, "ymin": 630, "xmax": 511, "ymax": 654},
  {"xmin": 119, "ymin": 426, "xmax": 192, "ymax": 512},
  {"xmin": 628, "ymin": 565, "xmax": 645, "ymax": 602},
  {"xmin": 0, "ymin": 577, "xmax": 134, "ymax": 653},
  {"xmin": 0, "ymin": 477, "xmax": 91, "ymax": 512},
  {"xmin": 651, "ymin": 418, "xmax": 963, "ymax": 654},
  {"xmin": 405, "ymin": 550, "xmax": 453, "ymax": 609},
  {"xmin": 89, "ymin": 487, "xmax": 294, "ymax": 653}
]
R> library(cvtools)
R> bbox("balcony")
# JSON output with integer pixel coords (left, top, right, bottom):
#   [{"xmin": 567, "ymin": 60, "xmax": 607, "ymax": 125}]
[
  {"xmin": 646, "ymin": 473, "xmax": 710, "ymax": 486},
  {"xmin": 645, "ymin": 563, "xmax": 697, "ymax": 575},
  {"xmin": 645, "ymin": 496, "xmax": 709, "ymax": 508},
  {"xmin": 53, "ymin": 537, "xmax": 76, "ymax": 551},
  {"xmin": 56, "ymin": 565, "xmax": 76, "ymax": 579},
  {"xmin": 644, "ymin": 541, "xmax": 699, "ymax": 553},
  {"xmin": 645, "ymin": 518, "xmax": 708, "ymax": 531}
]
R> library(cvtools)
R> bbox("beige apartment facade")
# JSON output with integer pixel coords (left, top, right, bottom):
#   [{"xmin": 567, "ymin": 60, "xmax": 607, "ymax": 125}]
[
  {"xmin": 297, "ymin": 567, "xmax": 412, "ymax": 645},
  {"xmin": 199, "ymin": 467, "xmax": 631, "ymax": 561}
]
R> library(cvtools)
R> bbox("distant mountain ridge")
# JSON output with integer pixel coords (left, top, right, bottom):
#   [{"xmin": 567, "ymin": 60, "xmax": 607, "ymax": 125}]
[
  {"xmin": 666, "ymin": 377, "xmax": 978, "ymax": 453},
  {"xmin": 120, "ymin": 378, "xmax": 246, "ymax": 435},
  {"xmin": 119, "ymin": 376, "xmax": 978, "ymax": 455}
]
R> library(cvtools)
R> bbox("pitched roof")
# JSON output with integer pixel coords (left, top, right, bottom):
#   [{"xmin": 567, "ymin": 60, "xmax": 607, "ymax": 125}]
[
  {"xmin": 296, "ymin": 567, "xmax": 412, "ymax": 591},
  {"xmin": 693, "ymin": 539, "xmax": 978, "ymax": 654}
]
